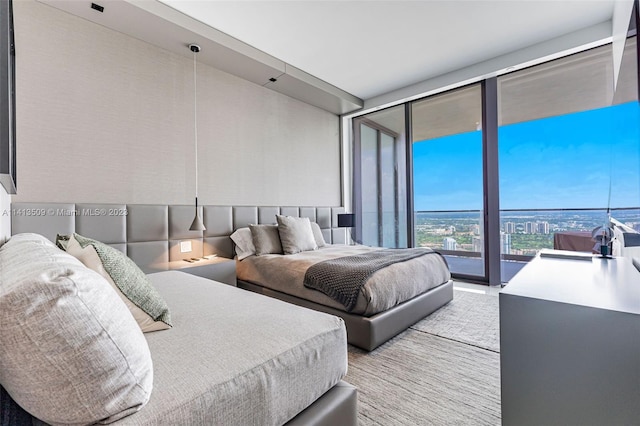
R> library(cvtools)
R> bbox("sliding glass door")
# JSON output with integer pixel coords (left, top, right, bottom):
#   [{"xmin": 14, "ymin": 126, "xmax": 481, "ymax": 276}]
[
  {"xmin": 411, "ymin": 84, "xmax": 486, "ymax": 279},
  {"xmin": 353, "ymin": 105, "xmax": 408, "ymax": 248}
]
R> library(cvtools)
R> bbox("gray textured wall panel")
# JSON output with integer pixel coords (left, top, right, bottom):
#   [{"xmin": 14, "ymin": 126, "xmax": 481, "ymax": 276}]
[{"xmin": 12, "ymin": 0, "xmax": 341, "ymax": 207}]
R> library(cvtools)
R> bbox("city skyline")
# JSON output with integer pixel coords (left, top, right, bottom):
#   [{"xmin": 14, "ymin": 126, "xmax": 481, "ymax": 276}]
[
  {"xmin": 412, "ymin": 101, "xmax": 640, "ymax": 212},
  {"xmin": 416, "ymin": 208, "xmax": 640, "ymax": 255}
]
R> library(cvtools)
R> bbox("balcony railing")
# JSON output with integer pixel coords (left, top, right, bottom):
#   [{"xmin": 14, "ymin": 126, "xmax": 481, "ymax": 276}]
[
  {"xmin": 415, "ymin": 206, "xmax": 640, "ymax": 259},
  {"xmin": 412, "ymin": 206, "xmax": 640, "ymax": 281}
]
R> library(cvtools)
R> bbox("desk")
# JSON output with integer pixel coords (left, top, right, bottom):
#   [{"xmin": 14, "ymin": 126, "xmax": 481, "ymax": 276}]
[
  {"xmin": 169, "ymin": 257, "xmax": 236, "ymax": 286},
  {"xmin": 500, "ymin": 252, "xmax": 640, "ymax": 425},
  {"xmin": 553, "ymin": 230, "xmax": 594, "ymax": 252}
]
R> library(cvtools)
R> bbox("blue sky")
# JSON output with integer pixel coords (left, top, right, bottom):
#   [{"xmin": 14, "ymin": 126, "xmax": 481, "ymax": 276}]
[{"xmin": 413, "ymin": 101, "xmax": 640, "ymax": 211}]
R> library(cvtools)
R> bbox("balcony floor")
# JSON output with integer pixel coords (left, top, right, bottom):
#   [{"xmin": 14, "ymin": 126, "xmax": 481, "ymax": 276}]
[{"xmin": 445, "ymin": 255, "xmax": 529, "ymax": 283}]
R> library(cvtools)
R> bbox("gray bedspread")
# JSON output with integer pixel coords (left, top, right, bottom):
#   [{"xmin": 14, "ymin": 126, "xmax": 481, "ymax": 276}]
[
  {"xmin": 304, "ymin": 248, "xmax": 442, "ymax": 312},
  {"xmin": 237, "ymin": 245, "xmax": 451, "ymax": 316},
  {"xmin": 114, "ymin": 271, "xmax": 347, "ymax": 426}
]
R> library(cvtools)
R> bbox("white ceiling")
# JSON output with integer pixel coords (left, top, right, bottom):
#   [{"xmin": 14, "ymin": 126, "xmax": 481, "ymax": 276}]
[{"xmin": 158, "ymin": 0, "xmax": 616, "ymax": 100}]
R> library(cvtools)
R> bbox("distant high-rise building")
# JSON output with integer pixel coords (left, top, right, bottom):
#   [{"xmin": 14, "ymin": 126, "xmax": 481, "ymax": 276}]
[
  {"xmin": 471, "ymin": 224, "xmax": 481, "ymax": 235},
  {"xmin": 443, "ymin": 237, "xmax": 457, "ymax": 251},
  {"xmin": 448, "ymin": 226, "xmax": 456, "ymax": 233},
  {"xmin": 472, "ymin": 236, "xmax": 483, "ymax": 253},
  {"xmin": 537, "ymin": 222, "xmax": 550, "ymax": 234},
  {"xmin": 504, "ymin": 222, "xmax": 516, "ymax": 234},
  {"xmin": 525, "ymin": 222, "xmax": 537, "ymax": 234},
  {"xmin": 501, "ymin": 232, "xmax": 511, "ymax": 254}
]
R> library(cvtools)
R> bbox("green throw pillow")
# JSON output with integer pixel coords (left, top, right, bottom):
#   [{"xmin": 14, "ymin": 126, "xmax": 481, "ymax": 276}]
[{"xmin": 73, "ymin": 233, "xmax": 172, "ymax": 327}]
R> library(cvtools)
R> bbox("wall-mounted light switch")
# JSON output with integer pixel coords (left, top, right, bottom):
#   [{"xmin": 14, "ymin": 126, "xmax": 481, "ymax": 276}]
[{"xmin": 180, "ymin": 241, "xmax": 192, "ymax": 253}]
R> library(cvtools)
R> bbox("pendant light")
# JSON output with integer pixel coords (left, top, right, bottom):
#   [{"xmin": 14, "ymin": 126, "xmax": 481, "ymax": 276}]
[{"xmin": 188, "ymin": 43, "xmax": 206, "ymax": 231}]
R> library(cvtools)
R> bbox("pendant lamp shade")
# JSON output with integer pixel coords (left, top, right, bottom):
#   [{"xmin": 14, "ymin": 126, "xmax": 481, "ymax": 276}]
[
  {"xmin": 188, "ymin": 43, "xmax": 206, "ymax": 232},
  {"xmin": 189, "ymin": 197, "xmax": 205, "ymax": 231}
]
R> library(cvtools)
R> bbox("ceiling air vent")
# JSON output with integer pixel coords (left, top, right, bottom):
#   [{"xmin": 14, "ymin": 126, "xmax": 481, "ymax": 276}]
[{"xmin": 90, "ymin": 3, "xmax": 104, "ymax": 13}]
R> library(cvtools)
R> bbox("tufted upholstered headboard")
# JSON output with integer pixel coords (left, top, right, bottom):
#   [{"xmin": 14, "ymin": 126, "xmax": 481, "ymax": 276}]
[{"xmin": 10, "ymin": 203, "xmax": 346, "ymax": 273}]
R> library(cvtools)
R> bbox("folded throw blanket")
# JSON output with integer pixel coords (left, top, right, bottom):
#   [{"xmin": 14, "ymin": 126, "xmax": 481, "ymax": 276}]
[{"xmin": 304, "ymin": 248, "xmax": 443, "ymax": 312}]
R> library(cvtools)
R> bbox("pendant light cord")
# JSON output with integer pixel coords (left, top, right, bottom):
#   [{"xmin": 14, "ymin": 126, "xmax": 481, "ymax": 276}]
[
  {"xmin": 187, "ymin": 44, "xmax": 205, "ymax": 231},
  {"xmin": 193, "ymin": 48, "xmax": 198, "ymax": 201}
]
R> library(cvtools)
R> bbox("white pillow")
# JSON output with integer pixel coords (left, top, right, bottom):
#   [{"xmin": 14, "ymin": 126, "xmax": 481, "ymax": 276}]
[
  {"xmin": 0, "ymin": 233, "xmax": 153, "ymax": 425},
  {"xmin": 310, "ymin": 221, "xmax": 327, "ymax": 248},
  {"xmin": 276, "ymin": 215, "xmax": 318, "ymax": 255},
  {"xmin": 230, "ymin": 227, "xmax": 256, "ymax": 260}
]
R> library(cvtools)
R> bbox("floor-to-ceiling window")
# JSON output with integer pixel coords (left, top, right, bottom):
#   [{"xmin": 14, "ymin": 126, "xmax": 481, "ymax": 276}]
[
  {"xmin": 497, "ymin": 37, "xmax": 640, "ymax": 274},
  {"xmin": 411, "ymin": 84, "xmax": 486, "ymax": 279},
  {"xmin": 350, "ymin": 34, "xmax": 640, "ymax": 284}
]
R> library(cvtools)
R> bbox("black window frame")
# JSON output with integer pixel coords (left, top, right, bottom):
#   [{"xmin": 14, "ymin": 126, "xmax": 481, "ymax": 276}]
[{"xmin": 0, "ymin": 0, "xmax": 17, "ymax": 194}]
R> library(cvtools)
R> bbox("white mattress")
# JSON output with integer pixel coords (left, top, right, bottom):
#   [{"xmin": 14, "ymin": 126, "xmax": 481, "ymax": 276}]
[{"xmin": 114, "ymin": 271, "xmax": 348, "ymax": 426}]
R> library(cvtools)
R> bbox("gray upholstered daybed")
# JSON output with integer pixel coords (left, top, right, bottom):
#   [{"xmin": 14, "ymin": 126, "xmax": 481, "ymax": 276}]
[
  {"xmin": 0, "ymin": 229, "xmax": 357, "ymax": 425},
  {"xmin": 9, "ymin": 202, "xmax": 453, "ymax": 352},
  {"xmin": 115, "ymin": 271, "xmax": 355, "ymax": 426}
]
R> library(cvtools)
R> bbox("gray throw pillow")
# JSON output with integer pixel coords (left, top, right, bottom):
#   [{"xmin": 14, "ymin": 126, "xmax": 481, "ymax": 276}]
[
  {"xmin": 0, "ymin": 233, "xmax": 153, "ymax": 425},
  {"xmin": 250, "ymin": 224, "xmax": 283, "ymax": 255},
  {"xmin": 277, "ymin": 215, "xmax": 318, "ymax": 255}
]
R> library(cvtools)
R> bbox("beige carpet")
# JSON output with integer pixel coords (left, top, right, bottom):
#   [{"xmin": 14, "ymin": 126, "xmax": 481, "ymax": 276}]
[
  {"xmin": 346, "ymin": 290, "xmax": 501, "ymax": 425},
  {"xmin": 411, "ymin": 289, "xmax": 500, "ymax": 353}
]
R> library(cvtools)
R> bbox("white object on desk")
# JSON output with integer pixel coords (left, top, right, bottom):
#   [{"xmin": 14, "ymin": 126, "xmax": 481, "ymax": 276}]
[{"xmin": 538, "ymin": 248, "xmax": 594, "ymax": 261}]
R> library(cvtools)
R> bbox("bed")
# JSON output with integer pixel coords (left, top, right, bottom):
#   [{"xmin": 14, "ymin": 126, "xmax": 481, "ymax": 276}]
[
  {"xmin": 235, "ymin": 229, "xmax": 453, "ymax": 351},
  {"xmin": 0, "ymin": 233, "xmax": 357, "ymax": 426}
]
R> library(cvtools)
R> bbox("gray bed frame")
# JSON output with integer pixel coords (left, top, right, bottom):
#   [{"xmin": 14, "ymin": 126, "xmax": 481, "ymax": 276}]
[
  {"xmin": 10, "ymin": 201, "xmax": 454, "ymax": 351},
  {"xmin": 239, "ymin": 279, "xmax": 453, "ymax": 351}
]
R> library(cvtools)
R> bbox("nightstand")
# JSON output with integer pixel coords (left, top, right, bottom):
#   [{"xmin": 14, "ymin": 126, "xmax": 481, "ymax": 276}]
[{"xmin": 169, "ymin": 256, "xmax": 236, "ymax": 286}]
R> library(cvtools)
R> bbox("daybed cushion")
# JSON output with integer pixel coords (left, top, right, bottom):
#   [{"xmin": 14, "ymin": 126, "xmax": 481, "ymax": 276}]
[
  {"xmin": 277, "ymin": 215, "xmax": 318, "ymax": 255},
  {"xmin": 113, "ymin": 271, "xmax": 348, "ymax": 426},
  {"xmin": 0, "ymin": 233, "xmax": 153, "ymax": 425},
  {"xmin": 58, "ymin": 233, "xmax": 171, "ymax": 332}
]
